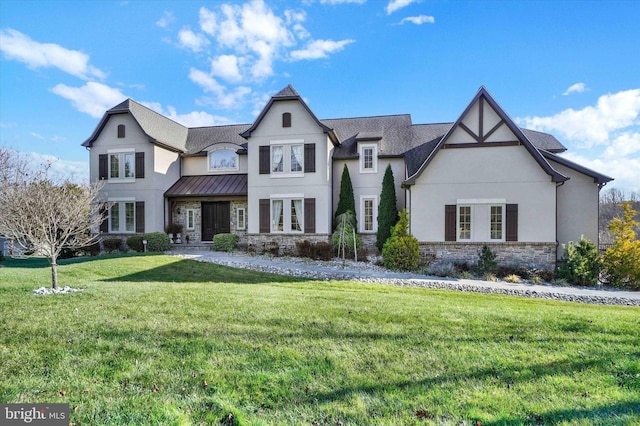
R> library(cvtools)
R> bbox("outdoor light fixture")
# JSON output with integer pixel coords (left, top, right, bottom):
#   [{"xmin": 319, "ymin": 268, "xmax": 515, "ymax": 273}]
[{"xmin": 142, "ymin": 239, "xmax": 147, "ymax": 252}]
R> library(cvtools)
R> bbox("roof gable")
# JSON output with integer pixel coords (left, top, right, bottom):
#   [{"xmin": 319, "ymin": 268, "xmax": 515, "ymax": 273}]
[
  {"xmin": 240, "ymin": 84, "xmax": 337, "ymax": 143},
  {"xmin": 82, "ymin": 99, "xmax": 188, "ymax": 152},
  {"xmin": 404, "ymin": 87, "xmax": 568, "ymax": 185}
]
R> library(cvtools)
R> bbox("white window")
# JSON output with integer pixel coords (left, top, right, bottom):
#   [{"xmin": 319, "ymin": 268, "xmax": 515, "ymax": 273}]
[
  {"xmin": 109, "ymin": 201, "xmax": 136, "ymax": 233},
  {"xmin": 360, "ymin": 196, "xmax": 378, "ymax": 233},
  {"xmin": 208, "ymin": 149, "xmax": 238, "ymax": 171},
  {"xmin": 359, "ymin": 143, "xmax": 378, "ymax": 173},
  {"xmin": 271, "ymin": 198, "xmax": 303, "ymax": 233},
  {"xmin": 237, "ymin": 207, "xmax": 246, "ymax": 230},
  {"xmin": 109, "ymin": 151, "xmax": 135, "ymax": 181},
  {"xmin": 490, "ymin": 205, "xmax": 503, "ymax": 240},
  {"xmin": 270, "ymin": 140, "xmax": 304, "ymax": 176},
  {"xmin": 186, "ymin": 209, "xmax": 196, "ymax": 230},
  {"xmin": 458, "ymin": 206, "xmax": 472, "ymax": 240}
]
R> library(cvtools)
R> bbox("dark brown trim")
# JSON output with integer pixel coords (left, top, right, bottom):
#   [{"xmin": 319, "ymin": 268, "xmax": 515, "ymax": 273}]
[
  {"xmin": 445, "ymin": 205, "xmax": 456, "ymax": 241},
  {"xmin": 482, "ymin": 119, "xmax": 505, "ymax": 142},
  {"xmin": 135, "ymin": 201, "xmax": 145, "ymax": 233},
  {"xmin": 259, "ymin": 199, "xmax": 270, "ymax": 233},
  {"xmin": 259, "ymin": 146, "xmax": 270, "ymax": 174},
  {"xmin": 478, "ymin": 97, "xmax": 484, "ymax": 140},
  {"xmin": 135, "ymin": 152, "xmax": 145, "ymax": 179},
  {"xmin": 442, "ymin": 141, "xmax": 520, "ymax": 149},
  {"xmin": 458, "ymin": 122, "xmax": 480, "ymax": 142},
  {"xmin": 304, "ymin": 144, "xmax": 316, "ymax": 173},
  {"xmin": 506, "ymin": 204, "xmax": 518, "ymax": 242}
]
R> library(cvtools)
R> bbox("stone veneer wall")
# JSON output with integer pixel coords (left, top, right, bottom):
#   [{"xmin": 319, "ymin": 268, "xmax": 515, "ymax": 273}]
[
  {"xmin": 247, "ymin": 234, "xmax": 330, "ymax": 256},
  {"xmin": 419, "ymin": 242, "xmax": 557, "ymax": 271},
  {"xmin": 170, "ymin": 200, "xmax": 248, "ymax": 244}
]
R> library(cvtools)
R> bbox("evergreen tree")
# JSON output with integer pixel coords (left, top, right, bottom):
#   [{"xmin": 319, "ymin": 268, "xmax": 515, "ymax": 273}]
[
  {"xmin": 376, "ymin": 164, "xmax": 398, "ymax": 251},
  {"xmin": 335, "ymin": 164, "xmax": 356, "ymax": 228}
]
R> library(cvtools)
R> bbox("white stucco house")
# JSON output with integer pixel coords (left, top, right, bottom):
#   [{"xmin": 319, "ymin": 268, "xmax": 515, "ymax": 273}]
[{"xmin": 82, "ymin": 85, "xmax": 612, "ymax": 270}]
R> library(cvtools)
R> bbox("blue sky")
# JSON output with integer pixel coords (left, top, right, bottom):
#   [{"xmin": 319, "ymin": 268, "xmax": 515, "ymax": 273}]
[{"xmin": 1, "ymin": 0, "xmax": 638, "ymax": 190}]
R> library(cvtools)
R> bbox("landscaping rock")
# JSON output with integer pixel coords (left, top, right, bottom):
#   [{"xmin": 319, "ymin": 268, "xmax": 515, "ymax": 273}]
[{"xmin": 33, "ymin": 286, "xmax": 83, "ymax": 295}]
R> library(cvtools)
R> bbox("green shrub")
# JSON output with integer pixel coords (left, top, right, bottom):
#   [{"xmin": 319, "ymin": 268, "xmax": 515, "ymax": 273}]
[
  {"xmin": 296, "ymin": 240, "xmax": 313, "ymax": 258},
  {"xmin": 0, "ymin": 252, "xmax": 5, "ymax": 262},
  {"xmin": 165, "ymin": 223, "xmax": 183, "ymax": 235},
  {"xmin": 335, "ymin": 164, "xmax": 356, "ymax": 229},
  {"xmin": 556, "ymin": 236, "xmax": 601, "ymax": 286},
  {"xmin": 103, "ymin": 238, "xmax": 123, "ymax": 253},
  {"xmin": 601, "ymin": 202, "xmax": 640, "ymax": 290},
  {"xmin": 213, "ymin": 233, "xmax": 239, "ymax": 252},
  {"xmin": 376, "ymin": 164, "xmax": 398, "ymax": 252},
  {"xmin": 504, "ymin": 274, "xmax": 521, "ymax": 283},
  {"xmin": 382, "ymin": 210, "xmax": 419, "ymax": 271},
  {"xmin": 144, "ymin": 232, "xmax": 170, "ymax": 252},
  {"xmin": 313, "ymin": 242, "xmax": 333, "ymax": 261},
  {"xmin": 126, "ymin": 235, "xmax": 144, "ymax": 252},
  {"xmin": 474, "ymin": 245, "xmax": 498, "ymax": 275},
  {"xmin": 484, "ymin": 273, "xmax": 498, "ymax": 282}
]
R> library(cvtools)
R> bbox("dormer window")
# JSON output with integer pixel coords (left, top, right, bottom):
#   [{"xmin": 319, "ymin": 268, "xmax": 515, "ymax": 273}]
[
  {"xmin": 282, "ymin": 112, "xmax": 291, "ymax": 128},
  {"xmin": 208, "ymin": 149, "xmax": 239, "ymax": 171},
  {"xmin": 359, "ymin": 143, "xmax": 378, "ymax": 173},
  {"xmin": 117, "ymin": 124, "xmax": 125, "ymax": 138}
]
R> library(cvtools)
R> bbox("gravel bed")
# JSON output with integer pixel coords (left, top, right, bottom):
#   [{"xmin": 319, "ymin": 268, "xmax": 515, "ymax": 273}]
[
  {"xmin": 173, "ymin": 253, "xmax": 640, "ymax": 307},
  {"xmin": 33, "ymin": 286, "xmax": 84, "ymax": 295}
]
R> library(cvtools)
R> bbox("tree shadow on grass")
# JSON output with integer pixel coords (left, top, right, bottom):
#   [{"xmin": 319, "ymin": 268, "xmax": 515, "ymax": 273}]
[{"xmin": 100, "ymin": 258, "xmax": 309, "ymax": 285}]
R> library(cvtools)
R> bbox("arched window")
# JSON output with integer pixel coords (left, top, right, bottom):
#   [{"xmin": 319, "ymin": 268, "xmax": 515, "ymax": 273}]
[
  {"xmin": 208, "ymin": 149, "xmax": 239, "ymax": 171},
  {"xmin": 117, "ymin": 124, "xmax": 125, "ymax": 138},
  {"xmin": 282, "ymin": 112, "xmax": 291, "ymax": 128}
]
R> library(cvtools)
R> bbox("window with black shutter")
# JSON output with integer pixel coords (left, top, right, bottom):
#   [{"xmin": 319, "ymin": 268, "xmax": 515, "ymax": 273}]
[
  {"xmin": 259, "ymin": 146, "xmax": 270, "ymax": 174},
  {"xmin": 304, "ymin": 198, "xmax": 316, "ymax": 233},
  {"xmin": 304, "ymin": 144, "xmax": 315, "ymax": 173},
  {"xmin": 506, "ymin": 204, "xmax": 518, "ymax": 241},
  {"xmin": 135, "ymin": 152, "xmax": 145, "ymax": 179},
  {"xmin": 259, "ymin": 199, "xmax": 270, "ymax": 233},
  {"xmin": 135, "ymin": 202, "xmax": 145, "ymax": 233},
  {"xmin": 444, "ymin": 205, "xmax": 456, "ymax": 241}
]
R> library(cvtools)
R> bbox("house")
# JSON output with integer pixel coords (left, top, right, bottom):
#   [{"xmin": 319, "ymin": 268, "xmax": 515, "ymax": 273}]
[{"xmin": 82, "ymin": 85, "xmax": 612, "ymax": 270}]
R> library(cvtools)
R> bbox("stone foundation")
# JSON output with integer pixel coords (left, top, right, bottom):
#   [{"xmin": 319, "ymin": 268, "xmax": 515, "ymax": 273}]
[
  {"xmin": 419, "ymin": 242, "xmax": 557, "ymax": 271},
  {"xmin": 247, "ymin": 234, "xmax": 330, "ymax": 256}
]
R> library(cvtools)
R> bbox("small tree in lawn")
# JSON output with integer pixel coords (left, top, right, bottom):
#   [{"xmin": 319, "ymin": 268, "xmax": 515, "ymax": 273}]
[
  {"xmin": 602, "ymin": 202, "xmax": 640, "ymax": 289},
  {"xmin": 376, "ymin": 164, "xmax": 398, "ymax": 252},
  {"xmin": 335, "ymin": 164, "xmax": 356, "ymax": 229},
  {"xmin": 0, "ymin": 147, "xmax": 105, "ymax": 289},
  {"xmin": 331, "ymin": 211, "xmax": 361, "ymax": 261}
]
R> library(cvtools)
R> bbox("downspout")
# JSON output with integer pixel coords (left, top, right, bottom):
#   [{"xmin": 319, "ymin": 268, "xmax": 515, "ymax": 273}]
[
  {"xmin": 555, "ymin": 180, "xmax": 565, "ymax": 269},
  {"xmin": 597, "ymin": 181, "xmax": 608, "ymax": 251}
]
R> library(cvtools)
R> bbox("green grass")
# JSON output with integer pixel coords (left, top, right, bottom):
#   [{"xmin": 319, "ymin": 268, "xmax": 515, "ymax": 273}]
[{"xmin": 1, "ymin": 254, "xmax": 639, "ymax": 425}]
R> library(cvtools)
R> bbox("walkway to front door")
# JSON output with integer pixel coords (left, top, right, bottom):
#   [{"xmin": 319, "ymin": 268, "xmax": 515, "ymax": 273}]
[{"xmin": 201, "ymin": 201, "xmax": 230, "ymax": 241}]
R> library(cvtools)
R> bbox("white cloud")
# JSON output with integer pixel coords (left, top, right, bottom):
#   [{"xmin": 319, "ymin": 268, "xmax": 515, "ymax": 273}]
[
  {"xmin": 399, "ymin": 15, "xmax": 435, "ymax": 25},
  {"xmin": 156, "ymin": 11, "xmax": 175, "ymax": 29},
  {"xmin": 290, "ymin": 39, "xmax": 355, "ymax": 60},
  {"xmin": 0, "ymin": 28, "xmax": 105, "ymax": 80},
  {"xmin": 177, "ymin": 27, "xmax": 209, "ymax": 52},
  {"xmin": 141, "ymin": 101, "xmax": 232, "ymax": 127},
  {"xmin": 50, "ymin": 82, "xmax": 127, "ymax": 118},
  {"xmin": 22, "ymin": 151, "xmax": 90, "ymax": 184},
  {"xmin": 562, "ymin": 151, "xmax": 639, "ymax": 192},
  {"xmin": 519, "ymin": 89, "xmax": 640, "ymax": 147},
  {"xmin": 320, "ymin": 0, "xmax": 367, "ymax": 4},
  {"xmin": 386, "ymin": 0, "xmax": 418, "ymax": 15},
  {"xmin": 188, "ymin": 68, "xmax": 252, "ymax": 109},
  {"xmin": 210, "ymin": 55, "xmax": 243, "ymax": 82},
  {"xmin": 30, "ymin": 132, "xmax": 45, "ymax": 140},
  {"xmin": 199, "ymin": 6, "xmax": 217, "ymax": 35},
  {"xmin": 563, "ymin": 82, "xmax": 588, "ymax": 96}
]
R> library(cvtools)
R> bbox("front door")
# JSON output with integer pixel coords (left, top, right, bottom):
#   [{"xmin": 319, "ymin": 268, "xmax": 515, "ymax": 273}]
[{"xmin": 201, "ymin": 202, "xmax": 231, "ymax": 241}]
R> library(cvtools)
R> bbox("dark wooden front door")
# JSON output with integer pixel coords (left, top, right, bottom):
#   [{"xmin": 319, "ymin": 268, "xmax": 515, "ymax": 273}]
[{"xmin": 201, "ymin": 202, "xmax": 230, "ymax": 241}]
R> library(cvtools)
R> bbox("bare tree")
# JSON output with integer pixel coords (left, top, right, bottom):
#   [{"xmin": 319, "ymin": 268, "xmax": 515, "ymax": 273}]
[{"xmin": 0, "ymin": 147, "xmax": 105, "ymax": 289}]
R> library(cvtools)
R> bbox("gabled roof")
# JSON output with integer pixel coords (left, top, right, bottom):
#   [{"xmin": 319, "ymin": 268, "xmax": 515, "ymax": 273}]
[
  {"xmin": 82, "ymin": 99, "xmax": 189, "ymax": 152},
  {"xmin": 541, "ymin": 150, "xmax": 614, "ymax": 185},
  {"xmin": 403, "ymin": 87, "xmax": 569, "ymax": 186},
  {"xmin": 240, "ymin": 84, "xmax": 337, "ymax": 143},
  {"xmin": 186, "ymin": 124, "xmax": 250, "ymax": 154}
]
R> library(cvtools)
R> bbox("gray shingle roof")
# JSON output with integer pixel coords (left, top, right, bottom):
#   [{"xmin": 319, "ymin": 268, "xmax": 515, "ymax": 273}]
[{"xmin": 186, "ymin": 124, "xmax": 250, "ymax": 154}]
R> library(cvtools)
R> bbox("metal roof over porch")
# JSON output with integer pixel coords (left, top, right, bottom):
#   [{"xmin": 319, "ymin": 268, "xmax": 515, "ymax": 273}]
[{"xmin": 164, "ymin": 174, "xmax": 247, "ymax": 197}]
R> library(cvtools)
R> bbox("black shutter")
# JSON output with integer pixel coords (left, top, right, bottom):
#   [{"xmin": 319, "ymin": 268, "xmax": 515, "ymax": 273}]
[
  {"xmin": 99, "ymin": 203, "xmax": 109, "ymax": 233},
  {"xmin": 506, "ymin": 204, "xmax": 518, "ymax": 241},
  {"xmin": 259, "ymin": 146, "xmax": 270, "ymax": 174},
  {"xmin": 99, "ymin": 154, "xmax": 108, "ymax": 180},
  {"xmin": 304, "ymin": 144, "xmax": 316, "ymax": 173},
  {"xmin": 445, "ymin": 205, "xmax": 456, "ymax": 241},
  {"xmin": 135, "ymin": 152, "xmax": 145, "ymax": 179},
  {"xmin": 304, "ymin": 198, "xmax": 316, "ymax": 233},
  {"xmin": 259, "ymin": 199, "xmax": 270, "ymax": 233},
  {"xmin": 136, "ymin": 202, "xmax": 145, "ymax": 233}
]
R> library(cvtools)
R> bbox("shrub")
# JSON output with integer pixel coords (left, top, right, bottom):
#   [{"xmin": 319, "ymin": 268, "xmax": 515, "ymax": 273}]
[
  {"xmin": 382, "ymin": 210, "xmax": 419, "ymax": 271},
  {"xmin": 356, "ymin": 247, "xmax": 368, "ymax": 262},
  {"xmin": 555, "ymin": 236, "xmax": 601, "ymax": 286},
  {"xmin": 165, "ymin": 223, "xmax": 183, "ymax": 235},
  {"xmin": 144, "ymin": 232, "xmax": 170, "ymax": 252},
  {"xmin": 332, "ymin": 212, "xmax": 361, "ymax": 260},
  {"xmin": 483, "ymin": 273, "xmax": 497, "ymax": 282},
  {"xmin": 80, "ymin": 242, "xmax": 100, "ymax": 257},
  {"xmin": 504, "ymin": 274, "xmax": 521, "ymax": 283},
  {"xmin": 335, "ymin": 165, "xmax": 356, "ymax": 229},
  {"xmin": 127, "ymin": 235, "xmax": 145, "ymax": 252},
  {"xmin": 313, "ymin": 242, "xmax": 333, "ymax": 261},
  {"xmin": 474, "ymin": 245, "xmax": 498, "ymax": 275},
  {"xmin": 296, "ymin": 240, "xmax": 313, "ymax": 258},
  {"xmin": 601, "ymin": 202, "xmax": 640, "ymax": 290},
  {"xmin": 0, "ymin": 252, "xmax": 5, "ymax": 262},
  {"xmin": 103, "ymin": 238, "xmax": 123, "ymax": 253},
  {"xmin": 266, "ymin": 241, "xmax": 280, "ymax": 257},
  {"xmin": 212, "ymin": 233, "xmax": 239, "ymax": 252},
  {"xmin": 460, "ymin": 271, "xmax": 473, "ymax": 280},
  {"xmin": 426, "ymin": 261, "xmax": 457, "ymax": 277},
  {"xmin": 376, "ymin": 164, "xmax": 398, "ymax": 252}
]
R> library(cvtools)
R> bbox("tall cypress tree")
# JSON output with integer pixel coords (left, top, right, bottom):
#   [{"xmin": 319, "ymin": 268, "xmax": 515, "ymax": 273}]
[
  {"xmin": 376, "ymin": 164, "xmax": 398, "ymax": 251},
  {"xmin": 335, "ymin": 164, "xmax": 356, "ymax": 228}
]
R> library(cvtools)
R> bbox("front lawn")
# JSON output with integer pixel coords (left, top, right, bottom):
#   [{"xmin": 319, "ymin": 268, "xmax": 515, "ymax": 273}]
[{"xmin": 0, "ymin": 254, "xmax": 638, "ymax": 425}]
